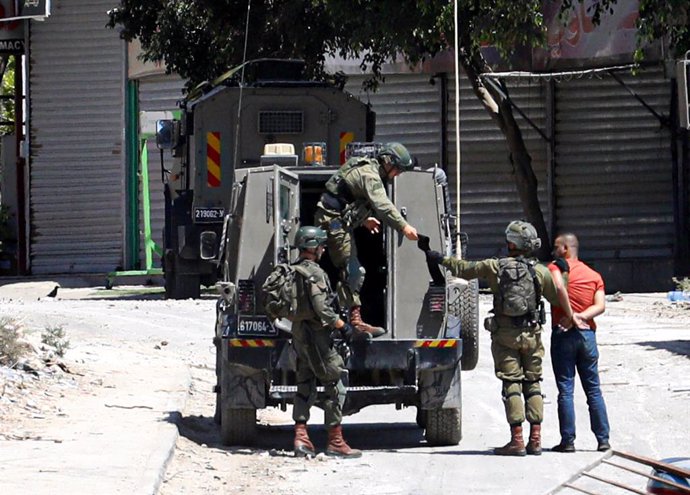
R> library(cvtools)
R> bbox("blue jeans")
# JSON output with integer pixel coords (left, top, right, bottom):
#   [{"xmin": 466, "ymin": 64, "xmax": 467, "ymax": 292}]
[{"xmin": 551, "ymin": 328, "xmax": 610, "ymax": 444}]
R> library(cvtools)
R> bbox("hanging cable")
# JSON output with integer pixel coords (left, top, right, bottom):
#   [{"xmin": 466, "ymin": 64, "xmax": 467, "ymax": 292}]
[
  {"xmin": 232, "ymin": 0, "xmax": 252, "ymax": 169},
  {"xmin": 481, "ymin": 63, "xmax": 636, "ymax": 82}
]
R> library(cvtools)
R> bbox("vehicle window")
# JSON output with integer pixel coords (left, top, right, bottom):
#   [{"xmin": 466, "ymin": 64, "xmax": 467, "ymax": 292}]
[{"xmin": 279, "ymin": 183, "xmax": 291, "ymax": 222}]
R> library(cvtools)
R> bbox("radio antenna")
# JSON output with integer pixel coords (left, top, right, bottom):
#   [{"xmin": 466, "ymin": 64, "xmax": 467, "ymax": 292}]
[{"xmin": 232, "ymin": 0, "xmax": 252, "ymax": 169}]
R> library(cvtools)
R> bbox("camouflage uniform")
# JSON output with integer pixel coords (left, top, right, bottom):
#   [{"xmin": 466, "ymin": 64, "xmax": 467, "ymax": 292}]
[
  {"xmin": 314, "ymin": 157, "xmax": 408, "ymax": 308},
  {"xmin": 291, "ymin": 258, "xmax": 346, "ymax": 427},
  {"xmin": 440, "ymin": 257, "xmax": 562, "ymax": 425}
]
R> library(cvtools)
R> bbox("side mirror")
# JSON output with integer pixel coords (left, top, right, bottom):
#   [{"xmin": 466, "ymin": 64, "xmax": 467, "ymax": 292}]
[
  {"xmin": 200, "ymin": 231, "xmax": 218, "ymax": 260},
  {"xmin": 155, "ymin": 119, "xmax": 180, "ymax": 150}
]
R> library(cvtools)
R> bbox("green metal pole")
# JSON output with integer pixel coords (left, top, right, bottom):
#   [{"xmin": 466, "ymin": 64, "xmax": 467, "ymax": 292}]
[
  {"xmin": 126, "ymin": 80, "xmax": 140, "ymax": 269},
  {"xmin": 139, "ymin": 139, "xmax": 163, "ymax": 270}
]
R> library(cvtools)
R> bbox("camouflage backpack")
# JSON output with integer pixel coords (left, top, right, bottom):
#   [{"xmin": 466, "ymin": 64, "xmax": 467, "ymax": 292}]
[
  {"xmin": 261, "ymin": 263, "xmax": 313, "ymax": 322},
  {"xmin": 495, "ymin": 256, "xmax": 542, "ymax": 320}
]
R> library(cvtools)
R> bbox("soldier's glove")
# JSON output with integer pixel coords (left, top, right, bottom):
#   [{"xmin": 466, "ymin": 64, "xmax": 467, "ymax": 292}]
[
  {"xmin": 552, "ymin": 257, "xmax": 569, "ymax": 273},
  {"xmin": 426, "ymin": 250, "xmax": 444, "ymax": 265},
  {"xmin": 331, "ymin": 323, "xmax": 356, "ymax": 344},
  {"xmin": 417, "ymin": 234, "xmax": 431, "ymax": 252},
  {"xmin": 340, "ymin": 323, "xmax": 356, "ymax": 343}
]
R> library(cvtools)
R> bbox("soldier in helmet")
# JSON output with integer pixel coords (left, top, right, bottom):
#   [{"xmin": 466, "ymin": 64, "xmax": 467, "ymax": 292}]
[
  {"xmin": 290, "ymin": 226, "xmax": 361, "ymax": 459},
  {"xmin": 315, "ymin": 142, "xmax": 419, "ymax": 339},
  {"xmin": 426, "ymin": 221, "xmax": 574, "ymax": 456}
]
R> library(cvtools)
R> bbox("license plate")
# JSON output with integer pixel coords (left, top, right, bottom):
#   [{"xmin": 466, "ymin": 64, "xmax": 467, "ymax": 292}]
[
  {"xmin": 237, "ymin": 316, "xmax": 277, "ymax": 337},
  {"xmin": 194, "ymin": 207, "xmax": 225, "ymax": 223}
]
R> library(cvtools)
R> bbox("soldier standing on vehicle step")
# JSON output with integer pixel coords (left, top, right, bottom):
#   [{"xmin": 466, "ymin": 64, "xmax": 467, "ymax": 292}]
[
  {"xmin": 290, "ymin": 226, "xmax": 361, "ymax": 459},
  {"xmin": 315, "ymin": 142, "xmax": 419, "ymax": 339},
  {"xmin": 426, "ymin": 221, "xmax": 574, "ymax": 456}
]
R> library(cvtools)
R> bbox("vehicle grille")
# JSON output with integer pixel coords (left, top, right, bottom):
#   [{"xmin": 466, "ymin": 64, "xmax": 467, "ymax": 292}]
[{"xmin": 258, "ymin": 111, "xmax": 303, "ymax": 134}]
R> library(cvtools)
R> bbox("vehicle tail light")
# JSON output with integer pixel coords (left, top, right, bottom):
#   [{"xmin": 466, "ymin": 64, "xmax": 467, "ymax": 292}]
[
  {"xmin": 237, "ymin": 279, "xmax": 255, "ymax": 313},
  {"xmin": 426, "ymin": 286, "xmax": 445, "ymax": 313}
]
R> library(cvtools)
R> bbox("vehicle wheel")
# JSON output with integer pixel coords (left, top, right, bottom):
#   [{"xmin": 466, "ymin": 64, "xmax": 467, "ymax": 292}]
[
  {"xmin": 220, "ymin": 407, "xmax": 257, "ymax": 446},
  {"xmin": 416, "ymin": 408, "xmax": 427, "ymax": 429},
  {"xmin": 424, "ymin": 407, "xmax": 462, "ymax": 446},
  {"xmin": 460, "ymin": 279, "xmax": 479, "ymax": 371},
  {"xmin": 164, "ymin": 251, "xmax": 201, "ymax": 299}
]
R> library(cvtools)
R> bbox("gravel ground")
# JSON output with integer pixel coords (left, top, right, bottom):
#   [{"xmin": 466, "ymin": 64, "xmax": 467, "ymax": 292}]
[{"xmin": 1, "ymin": 285, "xmax": 689, "ymax": 495}]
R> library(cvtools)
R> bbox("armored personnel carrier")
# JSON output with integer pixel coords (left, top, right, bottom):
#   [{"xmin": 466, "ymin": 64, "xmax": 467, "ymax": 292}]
[{"xmin": 209, "ymin": 148, "xmax": 480, "ymax": 447}]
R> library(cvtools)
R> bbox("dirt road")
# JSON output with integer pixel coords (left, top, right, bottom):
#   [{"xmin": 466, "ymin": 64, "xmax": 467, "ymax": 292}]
[{"xmin": 1, "ymin": 285, "xmax": 689, "ymax": 494}]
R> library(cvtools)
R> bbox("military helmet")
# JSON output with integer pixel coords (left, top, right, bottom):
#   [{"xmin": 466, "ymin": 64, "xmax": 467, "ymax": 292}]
[
  {"xmin": 505, "ymin": 220, "xmax": 542, "ymax": 252},
  {"xmin": 295, "ymin": 226, "xmax": 327, "ymax": 250},
  {"xmin": 377, "ymin": 142, "xmax": 416, "ymax": 172}
]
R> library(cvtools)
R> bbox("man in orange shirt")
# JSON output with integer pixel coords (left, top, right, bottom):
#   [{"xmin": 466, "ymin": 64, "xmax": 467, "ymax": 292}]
[{"xmin": 548, "ymin": 233, "xmax": 611, "ymax": 453}]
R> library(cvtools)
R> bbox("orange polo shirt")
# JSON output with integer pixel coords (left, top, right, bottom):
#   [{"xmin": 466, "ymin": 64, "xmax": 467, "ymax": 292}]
[{"xmin": 549, "ymin": 259, "xmax": 605, "ymax": 330}]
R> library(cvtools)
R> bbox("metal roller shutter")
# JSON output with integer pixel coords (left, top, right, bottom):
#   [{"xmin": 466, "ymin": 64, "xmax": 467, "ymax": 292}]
[
  {"xmin": 345, "ymin": 73, "xmax": 443, "ymax": 167},
  {"xmin": 554, "ymin": 68, "xmax": 673, "ymax": 269},
  {"xmin": 345, "ymin": 72, "xmax": 549, "ymax": 260},
  {"xmin": 448, "ymin": 72, "xmax": 549, "ymax": 259},
  {"xmin": 137, "ymin": 75, "xmax": 186, "ymax": 267},
  {"xmin": 29, "ymin": 0, "xmax": 125, "ymax": 273}
]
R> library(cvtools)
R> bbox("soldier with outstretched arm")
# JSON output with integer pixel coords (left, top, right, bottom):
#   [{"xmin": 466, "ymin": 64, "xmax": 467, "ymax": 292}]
[
  {"xmin": 315, "ymin": 142, "xmax": 419, "ymax": 339},
  {"xmin": 425, "ymin": 221, "xmax": 573, "ymax": 456}
]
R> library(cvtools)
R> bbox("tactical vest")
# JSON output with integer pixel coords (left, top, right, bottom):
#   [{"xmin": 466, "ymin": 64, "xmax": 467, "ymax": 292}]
[{"xmin": 324, "ymin": 158, "xmax": 376, "ymax": 205}]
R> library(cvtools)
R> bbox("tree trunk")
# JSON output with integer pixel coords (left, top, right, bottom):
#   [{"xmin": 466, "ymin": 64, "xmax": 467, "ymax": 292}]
[{"xmin": 459, "ymin": 51, "xmax": 551, "ymax": 260}]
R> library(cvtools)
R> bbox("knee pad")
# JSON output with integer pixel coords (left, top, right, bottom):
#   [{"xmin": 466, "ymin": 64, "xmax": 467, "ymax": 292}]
[
  {"xmin": 502, "ymin": 380, "xmax": 522, "ymax": 400},
  {"xmin": 345, "ymin": 259, "xmax": 365, "ymax": 293},
  {"xmin": 522, "ymin": 380, "xmax": 542, "ymax": 399}
]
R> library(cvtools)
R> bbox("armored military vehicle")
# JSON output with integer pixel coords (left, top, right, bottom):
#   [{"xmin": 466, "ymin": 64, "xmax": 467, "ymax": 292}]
[
  {"xmin": 156, "ymin": 59, "xmax": 373, "ymax": 299},
  {"xmin": 210, "ymin": 147, "xmax": 480, "ymax": 447}
]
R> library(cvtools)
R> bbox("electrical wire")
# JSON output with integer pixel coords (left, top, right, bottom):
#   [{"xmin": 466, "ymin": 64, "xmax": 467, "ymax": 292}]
[{"xmin": 232, "ymin": 0, "xmax": 252, "ymax": 169}]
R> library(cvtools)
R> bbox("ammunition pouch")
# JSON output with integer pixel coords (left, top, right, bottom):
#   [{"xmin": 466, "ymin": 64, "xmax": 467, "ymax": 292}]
[{"xmin": 342, "ymin": 201, "xmax": 370, "ymax": 229}]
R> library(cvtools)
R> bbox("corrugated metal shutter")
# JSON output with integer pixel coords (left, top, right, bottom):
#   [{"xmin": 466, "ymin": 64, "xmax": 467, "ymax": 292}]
[
  {"xmin": 29, "ymin": 0, "xmax": 125, "ymax": 273},
  {"xmin": 448, "ymin": 72, "xmax": 549, "ymax": 259},
  {"xmin": 554, "ymin": 67, "xmax": 673, "ymax": 261},
  {"xmin": 345, "ymin": 73, "xmax": 443, "ymax": 167},
  {"xmin": 137, "ymin": 75, "xmax": 186, "ymax": 267},
  {"xmin": 345, "ymin": 72, "xmax": 549, "ymax": 260}
]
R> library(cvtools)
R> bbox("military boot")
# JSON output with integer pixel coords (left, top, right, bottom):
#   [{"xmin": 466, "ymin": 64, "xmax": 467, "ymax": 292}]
[
  {"xmin": 526, "ymin": 423, "xmax": 542, "ymax": 455},
  {"xmin": 349, "ymin": 306, "xmax": 386, "ymax": 338},
  {"xmin": 494, "ymin": 424, "xmax": 527, "ymax": 456},
  {"xmin": 325, "ymin": 425, "xmax": 362, "ymax": 459},
  {"xmin": 293, "ymin": 423, "xmax": 316, "ymax": 457}
]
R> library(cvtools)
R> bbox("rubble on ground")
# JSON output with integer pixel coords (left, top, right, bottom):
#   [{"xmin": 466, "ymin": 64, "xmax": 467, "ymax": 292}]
[{"xmin": 0, "ymin": 317, "xmax": 80, "ymax": 439}]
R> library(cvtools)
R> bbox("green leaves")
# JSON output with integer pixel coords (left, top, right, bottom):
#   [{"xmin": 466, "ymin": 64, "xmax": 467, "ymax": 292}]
[{"xmin": 107, "ymin": 0, "xmax": 690, "ymax": 92}]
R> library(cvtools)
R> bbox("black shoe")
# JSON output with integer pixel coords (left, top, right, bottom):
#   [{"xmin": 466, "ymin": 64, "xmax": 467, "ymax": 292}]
[
  {"xmin": 597, "ymin": 441, "xmax": 611, "ymax": 452},
  {"xmin": 551, "ymin": 442, "xmax": 575, "ymax": 453}
]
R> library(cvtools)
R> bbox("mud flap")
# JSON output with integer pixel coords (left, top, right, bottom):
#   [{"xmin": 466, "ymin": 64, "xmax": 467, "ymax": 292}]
[
  {"xmin": 221, "ymin": 364, "xmax": 267, "ymax": 409},
  {"xmin": 418, "ymin": 362, "xmax": 461, "ymax": 409}
]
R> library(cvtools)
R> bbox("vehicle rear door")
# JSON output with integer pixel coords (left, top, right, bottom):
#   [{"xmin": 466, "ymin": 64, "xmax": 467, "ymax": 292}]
[
  {"xmin": 229, "ymin": 166, "xmax": 300, "ymax": 336},
  {"xmin": 388, "ymin": 169, "xmax": 446, "ymax": 339}
]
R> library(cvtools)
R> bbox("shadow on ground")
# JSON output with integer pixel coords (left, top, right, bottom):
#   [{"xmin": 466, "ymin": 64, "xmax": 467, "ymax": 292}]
[
  {"xmin": 72, "ymin": 289, "xmax": 218, "ymax": 302},
  {"xmin": 165, "ymin": 412, "xmax": 432, "ymax": 453},
  {"xmin": 636, "ymin": 340, "xmax": 690, "ymax": 359}
]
